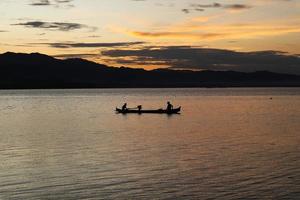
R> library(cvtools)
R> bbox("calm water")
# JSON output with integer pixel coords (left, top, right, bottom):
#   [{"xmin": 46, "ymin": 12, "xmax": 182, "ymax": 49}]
[{"xmin": 0, "ymin": 88, "xmax": 299, "ymax": 200}]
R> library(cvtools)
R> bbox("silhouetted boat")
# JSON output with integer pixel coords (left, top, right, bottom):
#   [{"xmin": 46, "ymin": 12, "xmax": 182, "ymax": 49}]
[{"xmin": 116, "ymin": 107, "xmax": 181, "ymax": 114}]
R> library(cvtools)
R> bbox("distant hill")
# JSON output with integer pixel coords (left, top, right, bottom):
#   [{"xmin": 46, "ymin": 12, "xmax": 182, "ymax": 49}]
[{"xmin": 0, "ymin": 52, "xmax": 299, "ymax": 89}]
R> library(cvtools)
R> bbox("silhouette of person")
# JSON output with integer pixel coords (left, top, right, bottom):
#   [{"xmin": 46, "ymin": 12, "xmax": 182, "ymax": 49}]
[
  {"xmin": 167, "ymin": 101, "xmax": 173, "ymax": 111},
  {"xmin": 122, "ymin": 103, "xmax": 127, "ymax": 111},
  {"xmin": 137, "ymin": 105, "xmax": 142, "ymax": 111}
]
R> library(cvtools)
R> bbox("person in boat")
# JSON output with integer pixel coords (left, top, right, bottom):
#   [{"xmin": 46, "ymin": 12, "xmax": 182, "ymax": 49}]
[
  {"xmin": 166, "ymin": 101, "xmax": 173, "ymax": 111},
  {"xmin": 122, "ymin": 103, "xmax": 127, "ymax": 111},
  {"xmin": 137, "ymin": 105, "xmax": 142, "ymax": 111}
]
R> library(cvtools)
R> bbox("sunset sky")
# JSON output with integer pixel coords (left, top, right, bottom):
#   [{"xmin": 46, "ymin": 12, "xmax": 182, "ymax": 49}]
[{"xmin": 0, "ymin": 0, "xmax": 300, "ymax": 72}]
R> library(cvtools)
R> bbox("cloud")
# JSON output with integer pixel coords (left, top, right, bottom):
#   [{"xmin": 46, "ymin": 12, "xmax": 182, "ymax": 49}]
[
  {"xmin": 34, "ymin": 41, "xmax": 145, "ymax": 48},
  {"xmin": 38, "ymin": 42, "xmax": 144, "ymax": 48},
  {"xmin": 12, "ymin": 21, "xmax": 95, "ymax": 31},
  {"xmin": 192, "ymin": 3, "xmax": 252, "ymax": 10},
  {"xmin": 130, "ymin": 31, "xmax": 226, "ymax": 40},
  {"xmin": 102, "ymin": 46, "xmax": 300, "ymax": 75},
  {"xmin": 182, "ymin": 2, "xmax": 252, "ymax": 14},
  {"xmin": 53, "ymin": 53, "xmax": 98, "ymax": 58},
  {"xmin": 30, "ymin": 0, "xmax": 51, "ymax": 6},
  {"xmin": 121, "ymin": 16, "xmax": 300, "ymax": 42},
  {"xmin": 30, "ymin": 0, "xmax": 74, "ymax": 7},
  {"xmin": 224, "ymin": 4, "xmax": 252, "ymax": 10}
]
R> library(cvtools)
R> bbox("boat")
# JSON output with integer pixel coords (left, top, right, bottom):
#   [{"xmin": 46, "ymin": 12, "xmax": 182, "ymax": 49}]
[{"xmin": 116, "ymin": 107, "xmax": 181, "ymax": 114}]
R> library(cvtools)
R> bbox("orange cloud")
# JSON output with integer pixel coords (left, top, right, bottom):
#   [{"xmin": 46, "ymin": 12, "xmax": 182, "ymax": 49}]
[
  {"xmin": 130, "ymin": 31, "xmax": 226, "ymax": 40},
  {"xmin": 125, "ymin": 16, "xmax": 300, "ymax": 42}
]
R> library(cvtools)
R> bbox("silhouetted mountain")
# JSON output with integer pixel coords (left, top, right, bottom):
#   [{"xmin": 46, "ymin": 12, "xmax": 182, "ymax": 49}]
[{"xmin": 0, "ymin": 52, "xmax": 299, "ymax": 89}]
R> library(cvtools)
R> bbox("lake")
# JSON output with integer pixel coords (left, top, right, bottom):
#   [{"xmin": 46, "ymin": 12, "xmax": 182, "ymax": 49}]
[{"xmin": 0, "ymin": 88, "xmax": 299, "ymax": 199}]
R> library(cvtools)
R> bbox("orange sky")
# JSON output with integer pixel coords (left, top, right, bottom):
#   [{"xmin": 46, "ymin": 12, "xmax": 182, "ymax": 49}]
[{"xmin": 0, "ymin": 0, "xmax": 299, "ymax": 70}]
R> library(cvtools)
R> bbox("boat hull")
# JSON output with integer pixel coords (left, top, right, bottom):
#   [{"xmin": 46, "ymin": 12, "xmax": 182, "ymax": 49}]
[{"xmin": 116, "ymin": 107, "xmax": 181, "ymax": 114}]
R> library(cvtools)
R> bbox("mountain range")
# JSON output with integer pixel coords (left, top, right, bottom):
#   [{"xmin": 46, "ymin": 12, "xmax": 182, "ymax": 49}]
[{"xmin": 0, "ymin": 52, "xmax": 299, "ymax": 89}]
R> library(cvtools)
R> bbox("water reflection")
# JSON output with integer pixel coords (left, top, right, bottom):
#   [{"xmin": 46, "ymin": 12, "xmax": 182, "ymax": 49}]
[{"xmin": 0, "ymin": 88, "xmax": 299, "ymax": 199}]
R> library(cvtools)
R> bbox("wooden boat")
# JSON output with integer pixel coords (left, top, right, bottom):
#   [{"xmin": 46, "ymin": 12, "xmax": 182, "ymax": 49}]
[{"xmin": 116, "ymin": 107, "xmax": 181, "ymax": 114}]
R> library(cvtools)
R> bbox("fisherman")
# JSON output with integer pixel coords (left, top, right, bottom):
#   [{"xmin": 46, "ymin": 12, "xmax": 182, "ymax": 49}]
[
  {"xmin": 137, "ymin": 105, "xmax": 142, "ymax": 111},
  {"xmin": 122, "ymin": 103, "xmax": 127, "ymax": 111},
  {"xmin": 166, "ymin": 101, "xmax": 173, "ymax": 111}
]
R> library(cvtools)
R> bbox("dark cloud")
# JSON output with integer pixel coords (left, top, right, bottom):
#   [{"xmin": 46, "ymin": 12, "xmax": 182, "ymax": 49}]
[
  {"xmin": 224, "ymin": 4, "xmax": 252, "ymax": 10},
  {"xmin": 30, "ymin": 0, "xmax": 74, "ymax": 7},
  {"xmin": 12, "ymin": 21, "xmax": 95, "ymax": 31},
  {"xmin": 191, "ymin": 2, "xmax": 253, "ymax": 10},
  {"xmin": 30, "ymin": 0, "xmax": 51, "ymax": 6},
  {"xmin": 182, "ymin": 9, "xmax": 190, "ymax": 14},
  {"xmin": 35, "ymin": 41, "xmax": 145, "ymax": 48},
  {"xmin": 88, "ymin": 35, "xmax": 101, "ymax": 38},
  {"xmin": 191, "ymin": 3, "xmax": 222, "ymax": 8},
  {"xmin": 182, "ymin": 2, "xmax": 252, "ymax": 13},
  {"xmin": 53, "ymin": 53, "xmax": 98, "ymax": 58},
  {"xmin": 102, "ymin": 46, "xmax": 300, "ymax": 75}
]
